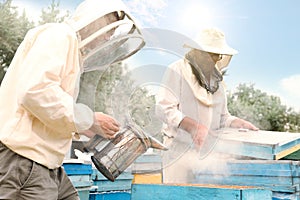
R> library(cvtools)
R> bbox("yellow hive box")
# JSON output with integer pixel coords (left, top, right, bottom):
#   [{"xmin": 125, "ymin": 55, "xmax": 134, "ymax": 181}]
[{"xmin": 132, "ymin": 173, "xmax": 162, "ymax": 184}]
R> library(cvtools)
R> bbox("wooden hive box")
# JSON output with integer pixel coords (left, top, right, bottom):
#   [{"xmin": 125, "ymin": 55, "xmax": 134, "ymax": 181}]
[
  {"xmin": 213, "ymin": 128, "xmax": 300, "ymax": 160},
  {"xmin": 89, "ymin": 191, "xmax": 131, "ymax": 200},
  {"xmin": 131, "ymin": 153, "xmax": 163, "ymax": 184},
  {"xmin": 91, "ymin": 168, "xmax": 133, "ymax": 192},
  {"xmin": 63, "ymin": 162, "xmax": 93, "ymax": 200},
  {"xmin": 131, "ymin": 183, "xmax": 272, "ymax": 200},
  {"xmin": 194, "ymin": 160, "xmax": 300, "ymax": 199},
  {"xmin": 132, "ymin": 153, "xmax": 162, "ymax": 174}
]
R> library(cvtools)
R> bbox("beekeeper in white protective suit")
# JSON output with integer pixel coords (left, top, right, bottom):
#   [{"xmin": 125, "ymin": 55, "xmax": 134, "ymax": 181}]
[
  {"xmin": 156, "ymin": 28, "xmax": 258, "ymax": 183},
  {"xmin": 0, "ymin": 0, "xmax": 144, "ymax": 199}
]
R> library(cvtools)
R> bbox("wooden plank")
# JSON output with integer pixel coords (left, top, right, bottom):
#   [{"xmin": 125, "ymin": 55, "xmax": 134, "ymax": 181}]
[
  {"xmin": 132, "ymin": 173, "xmax": 162, "ymax": 184},
  {"xmin": 135, "ymin": 154, "xmax": 162, "ymax": 163},
  {"xmin": 63, "ymin": 163, "xmax": 94, "ymax": 188},
  {"xmin": 194, "ymin": 160, "xmax": 300, "ymax": 193},
  {"xmin": 91, "ymin": 169, "xmax": 133, "ymax": 180},
  {"xmin": 63, "ymin": 163, "xmax": 93, "ymax": 175},
  {"xmin": 218, "ymin": 129, "xmax": 300, "ymax": 145},
  {"xmin": 131, "ymin": 162, "xmax": 162, "ymax": 173},
  {"xmin": 93, "ymin": 179, "xmax": 132, "ymax": 192},
  {"xmin": 214, "ymin": 139, "xmax": 274, "ymax": 159},
  {"xmin": 89, "ymin": 191, "xmax": 131, "ymax": 200},
  {"xmin": 131, "ymin": 184, "xmax": 272, "ymax": 200},
  {"xmin": 91, "ymin": 169, "xmax": 133, "ymax": 192},
  {"xmin": 196, "ymin": 175, "xmax": 298, "ymax": 193},
  {"xmin": 132, "ymin": 153, "xmax": 162, "ymax": 174},
  {"xmin": 68, "ymin": 175, "xmax": 93, "ymax": 188},
  {"xmin": 199, "ymin": 160, "xmax": 300, "ymax": 176},
  {"xmin": 276, "ymin": 144, "xmax": 300, "ymax": 159},
  {"xmin": 214, "ymin": 128, "xmax": 300, "ymax": 159}
]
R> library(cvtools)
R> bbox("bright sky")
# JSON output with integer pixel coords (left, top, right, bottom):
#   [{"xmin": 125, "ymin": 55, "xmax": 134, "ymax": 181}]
[{"xmin": 12, "ymin": 0, "xmax": 300, "ymax": 111}]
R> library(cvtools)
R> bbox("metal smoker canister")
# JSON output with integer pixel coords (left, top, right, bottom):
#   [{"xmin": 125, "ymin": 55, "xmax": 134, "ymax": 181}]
[{"xmin": 85, "ymin": 124, "xmax": 168, "ymax": 182}]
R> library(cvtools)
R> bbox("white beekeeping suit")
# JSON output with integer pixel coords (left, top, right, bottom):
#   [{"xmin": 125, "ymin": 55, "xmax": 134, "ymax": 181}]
[{"xmin": 0, "ymin": 0, "xmax": 144, "ymax": 170}]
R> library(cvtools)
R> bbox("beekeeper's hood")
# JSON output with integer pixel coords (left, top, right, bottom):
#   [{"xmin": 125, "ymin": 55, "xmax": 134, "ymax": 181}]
[
  {"xmin": 184, "ymin": 27, "xmax": 238, "ymax": 71},
  {"xmin": 67, "ymin": 0, "xmax": 145, "ymax": 72}
]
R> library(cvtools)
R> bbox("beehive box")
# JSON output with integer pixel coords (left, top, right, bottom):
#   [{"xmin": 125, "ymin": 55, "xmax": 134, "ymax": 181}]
[
  {"xmin": 214, "ymin": 128, "xmax": 300, "ymax": 160},
  {"xmin": 132, "ymin": 153, "xmax": 162, "ymax": 174},
  {"xmin": 63, "ymin": 162, "xmax": 93, "ymax": 200},
  {"xmin": 77, "ymin": 187, "xmax": 92, "ymax": 200},
  {"xmin": 131, "ymin": 184, "xmax": 272, "ymax": 200},
  {"xmin": 63, "ymin": 162, "xmax": 93, "ymax": 176},
  {"xmin": 89, "ymin": 191, "xmax": 131, "ymax": 200},
  {"xmin": 132, "ymin": 153, "xmax": 163, "ymax": 184},
  {"xmin": 91, "ymin": 168, "xmax": 133, "ymax": 192},
  {"xmin": 194, "ymin": 160, "xmax": 300, "ymax": 199}
]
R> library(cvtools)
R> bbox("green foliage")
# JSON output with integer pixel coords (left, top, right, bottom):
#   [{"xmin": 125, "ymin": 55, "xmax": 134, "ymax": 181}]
[
  {"xmin": 0, "ymin": 0, "xmax": 69, "ymax": 85},
  {"xmin": 0, "ymin": 0, "xmax": 33, "ymax": 84},
  {"xmin": 38, "ymin": 0, "xmax": 69, "ymax": 25},
  {"xmin": 227, "ymin": 83, "xmax": 300, "ymax": 132}
]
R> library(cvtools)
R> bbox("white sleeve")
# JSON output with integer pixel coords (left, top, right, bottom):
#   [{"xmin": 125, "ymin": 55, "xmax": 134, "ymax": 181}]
[
  {"xmin": 19, "ymin": 25, "xmax": 93, "ymax": 135},
  {"xmin": 156, "ymin": 63, "xmax": 185, "ymax": 128}
]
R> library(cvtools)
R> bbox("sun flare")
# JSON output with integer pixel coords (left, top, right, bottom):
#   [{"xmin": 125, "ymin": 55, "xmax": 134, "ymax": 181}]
[{"xmin": 179, "ymin": 3, "xmax": 216, "ymax": 33}]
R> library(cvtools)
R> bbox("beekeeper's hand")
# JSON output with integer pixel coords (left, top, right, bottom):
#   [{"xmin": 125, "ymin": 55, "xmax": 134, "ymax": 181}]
[
  {"xmin": 81, "ymin": 112, "xmax": 120, "ymax": 139},
  {"xmin": 179, "ymin": 116, "xmax": 208, "ymax": 148},
  {"xmin": 230, "ymin": 118, "xmax": 259, "ymax": 131}
]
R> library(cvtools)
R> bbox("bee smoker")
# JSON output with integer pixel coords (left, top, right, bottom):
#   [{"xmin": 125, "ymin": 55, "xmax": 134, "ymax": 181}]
[{"xmin": 84, "ymin": 124, "xmax": 167, "ymax": 182}]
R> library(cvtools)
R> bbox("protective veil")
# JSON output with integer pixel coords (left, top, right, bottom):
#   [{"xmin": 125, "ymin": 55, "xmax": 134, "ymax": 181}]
[{"xmin": 67, "ymin": 0, "xmax": 145, "ymax": 72}]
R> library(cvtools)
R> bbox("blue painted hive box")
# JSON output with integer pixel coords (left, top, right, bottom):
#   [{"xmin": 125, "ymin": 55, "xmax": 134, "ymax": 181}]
[
  {"xmin": 213, "ymin": 128, "xmax": 300, "ymax": 160},
  {"xmin": 194, "ymin": 160, "xmax": 300, "ymax": 199},
  {"xmin": 91, "ymin": 168, "xmax": 133, "ymax": 192},
  {"xmin": 131, "ymin": 183, "xmax": 272, "ymax": 200},
  {"xmin": 63, "ymin": 162, "xmax": 93, "ymax": 200},
  {"xmin": 89, "ymin": 191, "xmax": 131, "ymax": 200},
  {"xmin": 63, "ymin": 162, "xmax": 93, "ymax": 176},
  {"xmin": 132, "ymin": 153, "xmax": 162, "ymax": 174}
]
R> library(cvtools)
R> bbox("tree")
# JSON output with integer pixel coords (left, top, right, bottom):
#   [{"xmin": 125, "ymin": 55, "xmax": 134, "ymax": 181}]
[
  {"xmin": 38, "ymin": 0, "xmax": 69, "ymax": 25},
  {"xmin": 0, "ymin": 0, "xmax": 70, "ymax": 85},
  {"xmin": 0, "ymin": 0, "xmax": 33, "ymax": 84},
  {"xmin": 227, "ymin": 83, "xmax": 300, "ymax": 132}
]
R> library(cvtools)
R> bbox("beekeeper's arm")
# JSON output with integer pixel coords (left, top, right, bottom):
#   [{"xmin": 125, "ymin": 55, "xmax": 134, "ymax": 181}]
[
  {"xmin": 219, "ymin": 84, "xmax": 258, "ymax": 131},
  {"xmin": 156, "ymin": 63, "xmax": 210, "ymax": 147},
  {"xmin": 19, "ymin": 25, "xmax": 119, "ymax": 138}
]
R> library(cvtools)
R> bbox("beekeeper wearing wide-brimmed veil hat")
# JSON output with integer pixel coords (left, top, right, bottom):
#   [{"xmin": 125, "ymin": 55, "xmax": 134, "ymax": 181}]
[
  {"xmin": 0, "ymin": 0, "xmax": 144, "ymax": 199},
  {"xmin": 156, "ymin": 27, "xmax": 258, "ymax": 183}
]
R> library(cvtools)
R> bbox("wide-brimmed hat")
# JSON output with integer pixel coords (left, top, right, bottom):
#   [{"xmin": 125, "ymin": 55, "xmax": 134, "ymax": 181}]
[{"xmin": 184, "ymin": 28, "xmax": 238, "ymax": 55}]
